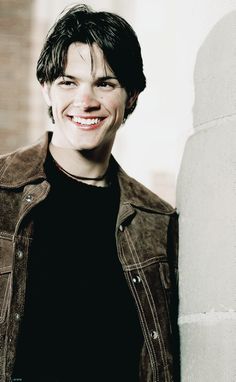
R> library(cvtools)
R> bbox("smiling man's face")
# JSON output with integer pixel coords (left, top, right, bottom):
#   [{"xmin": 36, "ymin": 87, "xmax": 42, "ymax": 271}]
[{"xmin": 42, "ymin": 42, "xmax": 135, "ymax": 155}]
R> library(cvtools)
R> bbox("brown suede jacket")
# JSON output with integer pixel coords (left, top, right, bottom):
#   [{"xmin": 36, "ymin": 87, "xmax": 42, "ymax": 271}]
[{"xmin": 0, "ymin": 132, "xmax": 179, "ymax": 382}]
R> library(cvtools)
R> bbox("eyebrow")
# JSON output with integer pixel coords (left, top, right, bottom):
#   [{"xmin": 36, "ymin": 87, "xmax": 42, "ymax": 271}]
[{"xmin": 61, "ymin": 74, "xmax": 118, "ymax": 81}]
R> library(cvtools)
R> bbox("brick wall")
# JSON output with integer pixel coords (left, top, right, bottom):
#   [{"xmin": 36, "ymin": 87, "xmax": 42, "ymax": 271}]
[{"xmin": 0, "ymin": 0, "xmax": 34, "ymax": 153}]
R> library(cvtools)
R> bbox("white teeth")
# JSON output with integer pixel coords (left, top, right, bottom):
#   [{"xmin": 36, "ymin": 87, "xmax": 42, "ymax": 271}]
[{"xmin": 72, "ymin": 116, "xmax": 100, "ymax": 125}]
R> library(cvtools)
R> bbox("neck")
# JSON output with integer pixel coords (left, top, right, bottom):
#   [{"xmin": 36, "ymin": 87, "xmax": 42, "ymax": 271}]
[{"xmin": 49, "ymin": 143, "xmax": 111, "ymax": 187}]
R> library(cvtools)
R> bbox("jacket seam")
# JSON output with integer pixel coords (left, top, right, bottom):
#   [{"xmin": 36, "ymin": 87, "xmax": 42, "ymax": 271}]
[
  {"xmin": 126, "ymin": 273, "xmax": 159, "ymax": 382},
  {"xmin": 124, "ymin": 229, "xmax": 160, "ymax": 382},
  {"xmin": 122, "ymin": 256, "xmax": 168, "ymax": 271}
]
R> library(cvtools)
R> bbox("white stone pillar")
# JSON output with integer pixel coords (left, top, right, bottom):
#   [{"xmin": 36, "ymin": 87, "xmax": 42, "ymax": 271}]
[{"xmin": 177, "ymin": 11, "xmax": 236, "ymax": 381}]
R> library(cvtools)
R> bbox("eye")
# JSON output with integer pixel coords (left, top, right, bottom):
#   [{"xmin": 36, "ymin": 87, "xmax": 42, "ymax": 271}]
[
  {"xmin": 97, "ymin": 81, "xmax": 116, "ymax": 90},
  {"xmin": 97, "ymin": 81, "xmax": 115, "ymax": 88},
  {"xmin": 57, "ymin": 79, "xmax": 76, "ymax": 88}
]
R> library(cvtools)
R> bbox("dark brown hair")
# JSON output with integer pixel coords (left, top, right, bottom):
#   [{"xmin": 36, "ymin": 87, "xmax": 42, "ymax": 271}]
[{"xmin": 36, "ymin": 4, "xmax": 146, "ymax": 120}]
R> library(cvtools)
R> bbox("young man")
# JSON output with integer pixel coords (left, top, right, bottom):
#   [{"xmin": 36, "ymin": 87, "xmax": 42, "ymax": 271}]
[{"xmin": 0, "ymin": 4, "xmax": 179, "ymax": 382}]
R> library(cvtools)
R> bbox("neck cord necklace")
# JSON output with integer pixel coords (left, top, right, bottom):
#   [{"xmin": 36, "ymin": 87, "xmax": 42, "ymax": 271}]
[{"xmin": 53, "ymin": 159, "xmax": 108, "ymax": 181}]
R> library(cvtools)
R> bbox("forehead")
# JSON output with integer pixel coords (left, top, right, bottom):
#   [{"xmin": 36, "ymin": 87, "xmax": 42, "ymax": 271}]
[{"xmin": 64, "ymin": 42, "xmax": 114, "ymax": 77}]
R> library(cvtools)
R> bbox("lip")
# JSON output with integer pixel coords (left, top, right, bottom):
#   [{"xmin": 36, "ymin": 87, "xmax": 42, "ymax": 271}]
[{"xmin": 67, "ymin": 115, "xmax": 106, "ymax": 130}]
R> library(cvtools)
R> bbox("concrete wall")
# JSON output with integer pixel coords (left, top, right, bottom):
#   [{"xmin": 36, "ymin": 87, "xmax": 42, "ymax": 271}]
[{"xmin": 177, "ymin": 11, "xmax": 236, "ymax": 381}]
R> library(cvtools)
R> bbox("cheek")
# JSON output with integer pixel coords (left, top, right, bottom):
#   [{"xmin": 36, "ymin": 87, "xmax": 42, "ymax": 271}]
[
  {"xmin": 51, "ymin": 95, "xmax": 69, "ymax": 115},
  {"xmin": 104, "ymin": 90, "xmax": 127, "ymax": 114},
  {"xmin": 107, "ymin": 97, "xmax": 127, "ymax": 116}
]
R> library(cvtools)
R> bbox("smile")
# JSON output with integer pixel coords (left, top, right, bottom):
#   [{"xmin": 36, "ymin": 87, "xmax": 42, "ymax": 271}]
[
  {"xmin": 69, "ymin": 116, "xmax": 105, "ymax": 130},
  {"xmin": 72, "ymin": 116, "xmax": 101, "ymax": 125}
]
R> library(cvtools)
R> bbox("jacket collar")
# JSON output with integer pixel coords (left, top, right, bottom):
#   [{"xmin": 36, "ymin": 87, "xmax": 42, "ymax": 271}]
[{"xmin": 0, "ymin": 132, "xmax": 174, "ymax": 215}]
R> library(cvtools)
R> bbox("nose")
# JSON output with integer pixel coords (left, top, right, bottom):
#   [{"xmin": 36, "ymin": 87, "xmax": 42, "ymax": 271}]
[{"xmin": 73, "ymin": 84, "xmax": 100, "ymax": 111}]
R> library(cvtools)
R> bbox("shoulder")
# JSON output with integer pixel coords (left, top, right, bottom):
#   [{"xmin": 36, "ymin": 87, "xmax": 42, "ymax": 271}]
[
  {"xmin": 0, "ymin": 133, "xmax": 49, "ymax": 188},
  {"xmin": 113, "ymin": 158, "xmax": 176, "ymax": 216},
  {"xmin": 128, "ymin": 175, "xmax": 175, "ymax": 213}
]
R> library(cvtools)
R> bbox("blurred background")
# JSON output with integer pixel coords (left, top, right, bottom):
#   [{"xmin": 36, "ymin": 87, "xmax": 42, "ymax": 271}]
[{"xmin": 1, "ymin": 0, "xmax": 236, "ymax": 206}]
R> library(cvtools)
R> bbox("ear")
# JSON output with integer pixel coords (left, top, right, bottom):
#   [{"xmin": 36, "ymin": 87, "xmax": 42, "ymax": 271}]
[
  {"xmin": 41, "ymin": 83, "xmax": 52, "ymax": 106},
  {"xmin": 126, "ymin": 91, "xmax": 139, "ymax": 110}
]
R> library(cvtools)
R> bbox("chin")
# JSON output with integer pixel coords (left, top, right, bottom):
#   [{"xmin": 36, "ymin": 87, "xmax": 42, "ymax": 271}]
[{"xmin": 73, "ymin": 144, "xmax": 98, "ymax": 152}]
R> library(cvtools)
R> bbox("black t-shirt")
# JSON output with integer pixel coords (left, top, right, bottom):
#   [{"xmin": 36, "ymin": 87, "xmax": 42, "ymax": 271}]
[{"xmin": 12, "ymin": 153, "xmax": 143, "ymax": 382}]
